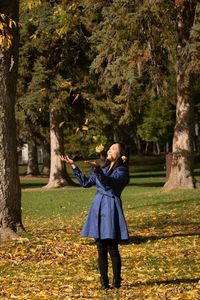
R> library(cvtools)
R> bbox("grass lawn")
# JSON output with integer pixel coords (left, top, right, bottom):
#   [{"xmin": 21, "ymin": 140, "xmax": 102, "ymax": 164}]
[{"xmin": 0, "ymin": 157, "xmax": 200, "ymax": 299}]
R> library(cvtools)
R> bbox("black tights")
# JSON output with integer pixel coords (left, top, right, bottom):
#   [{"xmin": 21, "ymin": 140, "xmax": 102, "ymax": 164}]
[{"xmin": 96, "ymin": 239, "xmax": 121, "ymax": 283}]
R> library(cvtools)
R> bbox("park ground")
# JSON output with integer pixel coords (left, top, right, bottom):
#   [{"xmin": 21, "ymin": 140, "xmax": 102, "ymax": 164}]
[{"xmin": 0, "ymin": 156, "xmax": 200, "ymax": 299}]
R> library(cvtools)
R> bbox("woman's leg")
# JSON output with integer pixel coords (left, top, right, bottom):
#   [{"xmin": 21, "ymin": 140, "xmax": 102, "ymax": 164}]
[
  {"xmin": 96, "ymin": 239, "xmax": 109, "ymax": 288},
  {"xmin": 107, "ymin": 240, "xmax": 122, "ymax": 288}
]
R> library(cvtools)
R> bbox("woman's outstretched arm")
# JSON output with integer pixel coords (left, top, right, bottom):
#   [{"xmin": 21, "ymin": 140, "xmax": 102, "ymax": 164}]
[{"xmin": 60, "ymin": 155, "xmax": 96, "ymax": 188}]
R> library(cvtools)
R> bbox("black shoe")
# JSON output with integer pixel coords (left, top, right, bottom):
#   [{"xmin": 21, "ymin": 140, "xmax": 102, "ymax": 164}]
[
  {"xmin": 112, "ymin": 278, "xmax": 121, "ymax": 288},
  {"xmin": 101, "ymin": 283, "xmax": 110, "ymax": 290},
  {"xmin": 100, "ymin": 277, "xmax": 110, "ymax": 290}
]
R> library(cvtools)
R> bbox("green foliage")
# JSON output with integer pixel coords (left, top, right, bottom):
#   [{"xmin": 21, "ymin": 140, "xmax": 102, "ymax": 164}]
[
  {"xmin": 20, "ymin": 0, "xmax": 41, "ymax": 11},
  {"xmin": 80, "ymin": 0, "xmax": 179, "ymax": 146},
  {"xmin": 63, "ymin": 118, "xmax": 108, "ymax": 159},
  {"xmin": 16, "ymin": 0, "xmax": 200, "ymax": 155},
  {"xmin": 138, "ymin": 97, "xmax": 174, "ymax": 143},
  {"xmin": 17, "ymin": 0, "xmax": 90, "ymax": 148}
]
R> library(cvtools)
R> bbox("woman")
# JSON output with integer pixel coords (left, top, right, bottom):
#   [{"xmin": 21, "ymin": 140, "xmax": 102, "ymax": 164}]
[{"xmin": 60, "ymin": 143, "xmax": 129, "ymax": 289}]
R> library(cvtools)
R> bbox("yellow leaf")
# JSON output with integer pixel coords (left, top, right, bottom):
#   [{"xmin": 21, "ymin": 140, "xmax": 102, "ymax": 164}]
[
  {"xmin": 0, "ymin": 13, "xmax": 6, "ymax": 21},
  {"xmin": 12, "ymin": 20, "xmax": 17, "ymax": 28},
  {"xmin": 82, "ymin": 125, "xmax": 88, "ymax": 131},
  {"xmin": 60, "ymin": 81, "xmax": 72, "ymax": 88},
  {"xmin": 30, "ymin": 33, "xmax": 37, "ymax": 40},
  {"xmin": 0, "ymin": 36, "xmax": 3, "ymax": 46},
  {"xmin": 96, "ymin": 144, "xmax": 104, "ymax": 153},
  {"xmin": 59, "ymin": 121, "xmax": 65, "ymax": 128},
  {"xmin": 75, "ymin": 127, "xmax": 80, "ymax": 134},
  {"xmin": 9, "ymin": 19, "xmax": 13, "ymax": 29}
]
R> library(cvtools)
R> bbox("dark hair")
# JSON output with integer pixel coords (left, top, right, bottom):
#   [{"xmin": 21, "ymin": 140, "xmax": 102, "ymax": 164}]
[
  {"xmin": 103, "ymin": 142, "xmax": 130, "ymax": 185},
  {"xmin": 103, "ymin": 142, "xmax": 130, "ymax": 170}
]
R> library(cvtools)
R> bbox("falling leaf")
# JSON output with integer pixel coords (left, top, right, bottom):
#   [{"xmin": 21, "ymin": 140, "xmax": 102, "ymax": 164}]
[
  {"xmin": 82, "ymin": 125, "xmax": 88, "ymax": 131},
  {"xmin": 72, "ymin": 94, "xmax": 79, "ymax": 103},
  {"xmin": 60, "ymin": 81, "xmax": 72, "ymax": 88},
  {"xmin": 95, "ymin": 144, "xmax": 104, "ymax": 153},
  {"xmin": 92, "ymin": 136, "xmax": 97, "ymax": 141},
  {"xmin": 59, "ymin": 121, "xmax": 65, "ymax": 128},
  {"xmin": 75, "ymin": 128, "xmax": 80, "ymax": 134}
]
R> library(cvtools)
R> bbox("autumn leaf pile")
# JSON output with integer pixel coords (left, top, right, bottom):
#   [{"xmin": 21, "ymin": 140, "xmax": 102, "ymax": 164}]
[{"xmin": 0, "ymin": 182, "xmax": 200, "ymax": 299}]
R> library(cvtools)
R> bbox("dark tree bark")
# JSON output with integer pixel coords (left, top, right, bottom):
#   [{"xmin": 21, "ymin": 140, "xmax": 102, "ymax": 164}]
[
  {"xmin": 0, "ymin": 0, "xmax": 24, "ymax": 239},
  {"xmin": 26, "ymin": 141, "xmax": 40, "ymax": 176},
  {"xmin": 164, "ymin": 0, "xmax": 197, "ymax": 191},
  {"xmin": 133, "ymin": 135, "xmax": 142, "ymax": 155},
  {"xmin": 41, "ymin": 142, "xmax": 50, "ymax": 175}
]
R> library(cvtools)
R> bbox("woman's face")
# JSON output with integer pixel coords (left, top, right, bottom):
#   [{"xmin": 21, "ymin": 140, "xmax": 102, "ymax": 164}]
[{"xmin": 107, "ymin": 143, "xmax": 120, "ymax": 162}]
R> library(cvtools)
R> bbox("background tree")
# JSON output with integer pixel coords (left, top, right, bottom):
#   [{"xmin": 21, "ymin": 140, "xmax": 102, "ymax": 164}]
[
  {"xmin": 18, "ymin": 0, "xmax": 89, "ymax": 187},
  {"xmin": 17, "ymin": 4, "xmax": 51, "ymax": 176},
  {"xmin": 16, "ymin": 0, "xmax": 200, "ymax": 190},
  {"xmin": 164, "ymin": 0, "xmax": 199, "ymax": 191},
  {"xmin": 83, "ymin": 0, "xmax": 200, "ymax": 188},
  {"xmin": 138, "ymin": 97, "xmax": 174, "ymax": 155}
]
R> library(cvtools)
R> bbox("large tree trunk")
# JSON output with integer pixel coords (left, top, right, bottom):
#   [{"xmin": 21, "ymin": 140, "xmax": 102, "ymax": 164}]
[
  {"xmin": 44, "ymin": 110, "xmax": 75, "ymax": 188},
  {"xmin": 0, "ymin": 0, "xmax": 24, "ymax": 240},
  {"xmin": 163, "ymin": 1, "xmax": 197, "ymax": 191},
  {"xmin": 26, "ymin": 142, "xmax": 40, "ymax": 176}
]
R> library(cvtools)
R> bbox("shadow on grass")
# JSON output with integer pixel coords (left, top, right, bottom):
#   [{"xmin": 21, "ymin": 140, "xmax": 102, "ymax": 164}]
[
  {"xmin": 130, "ymin": 170, "xmax": 200, "ymax": 179},
  {"xmin": 21, "ymin": 182, "xmax": 47, "ymax": 189},
  {"xmin": 128, "ymin": 277, "xmax": 200, "ymax": 287},
  {"xmin": 128, "ymin": 182, "xmax": 164, "ymax": 188},
  {"xmin": 127, "ymin": 197, "xmax": 200, "ymax": 210},
  {"xmin": 130, "ymin": 173, "xmax": 166, "ymax": 178},
  {"xmin": 129, "ymin": 172, "xmax": 166, "ymax": 188},
  {"xmin": 128, "ymin": 229, "xmax": 200, "ymax": 244}
]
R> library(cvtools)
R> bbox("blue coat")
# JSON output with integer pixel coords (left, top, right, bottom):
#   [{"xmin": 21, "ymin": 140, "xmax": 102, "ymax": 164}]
[{"xmin": 73, "ymin": 165, "xmax": 129, "ymax": 241}]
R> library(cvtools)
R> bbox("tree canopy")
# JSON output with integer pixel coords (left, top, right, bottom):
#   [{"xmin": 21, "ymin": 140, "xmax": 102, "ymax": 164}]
[{"xmin": 15, "ymin": 0, "xmax": 200, "ymax": 185}]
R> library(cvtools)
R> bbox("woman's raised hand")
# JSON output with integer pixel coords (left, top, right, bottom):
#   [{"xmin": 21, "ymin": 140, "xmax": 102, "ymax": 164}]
[
  {"xmin": 60, "ymin": 155, "xmax": 74, "ymax": 165},
  {"xmin": 84, "ymin": 161, "xmax": 99, "ymax": 168}
]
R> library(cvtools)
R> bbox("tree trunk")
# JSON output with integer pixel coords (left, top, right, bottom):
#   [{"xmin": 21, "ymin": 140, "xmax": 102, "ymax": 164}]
[
  {"xmin": 165, "ymin": 142, "xmax": 170, "ymax": 153},
  {"xmin": 26, "ymin": 142, "xmax": 40, "ymax": 176},
  {"xmin": 153, "ymin": 143, "xmax": 157, "ymax": 155},
  {"xmin": 41, "ymin": 143, "xmax": 50, "ymax": 175},
  {"xmin": 44, "ymin": 110, "xmax": 75, "ymax": 188},
  {"xmin": 134, "ymin": 135, "xmax": 142, "ymax": 154},
  {"xmin": 164, "ymin": 1, "xmax": 197, "ymax": 191},
  {"xmin": 194, "ymin": 123, "xmax": 200, "ymax": 153},
  {"xmin": 156, "ymin": 143, "xmax": 160, "ymax": 155},
  {"xmin": 144, "ymin": 142, "xmax": 149, "ymax": 155},
  {"xmin": 0, "ymin": 0, "xmax": 24, "ymax": 240}
]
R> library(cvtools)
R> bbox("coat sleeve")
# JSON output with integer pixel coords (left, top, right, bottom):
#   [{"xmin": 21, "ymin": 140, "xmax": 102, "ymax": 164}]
[
  {"xmin": 73, "ymin": 167, "xmax": 96, "ymax": 188},
  {"xmin": 92, "ymin": 166, "xmax": 129, "ymax": 189}
]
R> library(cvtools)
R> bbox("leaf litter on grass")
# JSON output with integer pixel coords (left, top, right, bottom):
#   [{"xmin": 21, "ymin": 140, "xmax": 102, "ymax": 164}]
[
  {"xmin": 0, "ymin": 216, "xmax": 199, "ymax": 300},
  {"xmin": 1, "ymin": 183, "xmax": 200, "ymax": 299}
]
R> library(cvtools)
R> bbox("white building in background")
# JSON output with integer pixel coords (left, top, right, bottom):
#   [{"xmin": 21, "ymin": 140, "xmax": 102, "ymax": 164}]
[
  {"xmin": 18, "ymin": 143, "xmax": 43, "ymax": 164},
  {"xmin": 18, "ymin": 144, "xmax": 28, "ymax": 164},
  {"xmin": 21, "ymin": 144, "xmax": 28, "ymax": 164}
]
